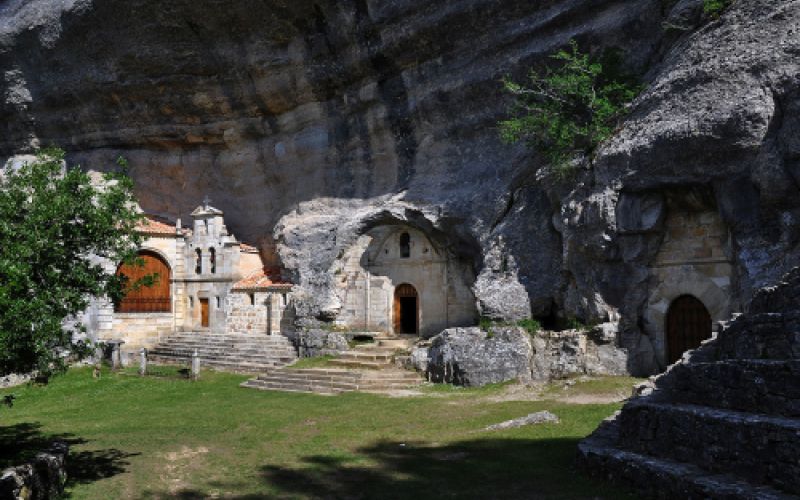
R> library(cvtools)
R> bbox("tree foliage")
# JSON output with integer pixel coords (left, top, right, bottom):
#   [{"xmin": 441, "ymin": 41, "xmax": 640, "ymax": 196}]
[
  {"xmin": 0, "ymin": 149, "xmax": 144, "ymax": 379},
  {"xmin": 499, "ymin": 40, "xmax": 641, "ymax": 172}
]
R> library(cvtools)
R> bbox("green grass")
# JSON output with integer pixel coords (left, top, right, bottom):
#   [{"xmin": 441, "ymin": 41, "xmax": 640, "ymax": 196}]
[{"xmin": 0, "ymin": 367, "xmax": 635, "ymax": 499}]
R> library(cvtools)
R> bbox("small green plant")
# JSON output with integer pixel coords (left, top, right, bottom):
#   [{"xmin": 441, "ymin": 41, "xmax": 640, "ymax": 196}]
[
  {"xmin": 516, "ymin": 319, "xmax": 542, "ymax": 335},
  {"xmin": 479, "ymin": 316, "xmax": 494, "ymax": 331},
  {"xmin": 499, "ymin": 40, "xmax": 642, "ymax": 174},
  {"xmin": 565, "ymin": 317, "xmax": 587, "ymax": 331},
  {"xmin": 703, "ymin": 0, "xmax": 732, "ymax": 18}
]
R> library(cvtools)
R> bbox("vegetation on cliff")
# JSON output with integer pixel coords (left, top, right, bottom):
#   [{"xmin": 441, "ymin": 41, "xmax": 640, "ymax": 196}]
[
  {"xmin": 499, "ymin": 40, "xmax": 641, "ymax": 173},
  {"xmin": 0, "ymin": 149, "xmax": 144, "ymax": 379}
]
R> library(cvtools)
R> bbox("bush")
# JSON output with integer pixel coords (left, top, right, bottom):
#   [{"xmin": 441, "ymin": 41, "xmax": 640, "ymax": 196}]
[
  {"xmin": 703, "ymin": 0, "xmax": 732, "ymax": 17},
  {"xmin": 499, "ymin": 40, "xmax": 641, "ymax": 174},
  {"xmin": 516, "ymin": 319, "xmax": 541, "ymax": 335}
]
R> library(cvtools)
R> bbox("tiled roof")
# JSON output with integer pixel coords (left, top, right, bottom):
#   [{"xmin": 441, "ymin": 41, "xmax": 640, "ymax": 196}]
[
  {"xmin": 137, "ymin": 215, "xmax": 177, "ymax": 236},
  {"xmin": 232, "ymin": 267, "xmax": 293, "ymax": 291}
]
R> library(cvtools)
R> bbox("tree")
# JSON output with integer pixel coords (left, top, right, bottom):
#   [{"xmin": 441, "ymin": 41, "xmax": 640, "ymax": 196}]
[
  {"xmin": 0, "ymin": 148, "xmax": 145, "ymax": 380},
  {"xmin": 499, "ymin": 40, "xmax": 641, "ymax": 174}
]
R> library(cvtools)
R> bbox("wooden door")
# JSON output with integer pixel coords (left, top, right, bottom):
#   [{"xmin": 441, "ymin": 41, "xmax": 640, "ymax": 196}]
[
  {"xmin": 666, "ymin": 295, "xmax": 711, "ymax": 364},
  {"xmin": 200, "ymin": 298, "xmax": 210, "ymax": 328},
  {"xmin": 115, "ymin": 251, "xmax": 171, "ymax": 313}
]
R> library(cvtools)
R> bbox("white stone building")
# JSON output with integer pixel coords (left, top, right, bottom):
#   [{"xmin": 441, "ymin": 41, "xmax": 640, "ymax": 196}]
[{"xmin": 86, "ymin": 200, "xmax": 293, "ymax": 361}]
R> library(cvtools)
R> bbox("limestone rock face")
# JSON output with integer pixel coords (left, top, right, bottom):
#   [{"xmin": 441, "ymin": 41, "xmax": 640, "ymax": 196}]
[
  {"xmin": 1, "ymin": 0, "xmax": 799, "ymax": 375},
  {"xmin": 294, "ymin": 329, "xmax": 349, "ymax": 358},
  {"xmin": 426, "ymin": 326, "xmax": 533, "ymax": 387}
]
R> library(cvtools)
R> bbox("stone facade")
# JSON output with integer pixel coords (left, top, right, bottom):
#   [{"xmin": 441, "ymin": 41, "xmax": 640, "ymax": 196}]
[
  {"xmin": 87, "ymin": 202, "xmax": 293, "ymax": 364},
  {"xmin": 334, "ymin": 225, "xmax": 476, "ymax": 337},
  {"xmin": 645, "ymin": 200, "xmax": 735, "ymax": 370}
]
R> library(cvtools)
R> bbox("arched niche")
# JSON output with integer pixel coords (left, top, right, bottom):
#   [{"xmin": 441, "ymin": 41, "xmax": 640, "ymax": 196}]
[{"xmin": 115, "ymin": 250, "xmax": 172, "ymax": 313}]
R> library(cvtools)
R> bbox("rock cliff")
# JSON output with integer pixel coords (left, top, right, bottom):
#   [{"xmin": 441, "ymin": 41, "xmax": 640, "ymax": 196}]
[{"xmin": 1, "ymin": 0, "xmax": 798, "ymax": 374}]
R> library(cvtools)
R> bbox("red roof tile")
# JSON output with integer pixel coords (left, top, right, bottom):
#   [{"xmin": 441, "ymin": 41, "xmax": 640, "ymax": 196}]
[
  {"xmin": 233, "ymin": 267, "xmax": 293, "ymax": 291},
  {"xmin": 137, "ymin": 215, "xmax": 177, "ymax": 236}
]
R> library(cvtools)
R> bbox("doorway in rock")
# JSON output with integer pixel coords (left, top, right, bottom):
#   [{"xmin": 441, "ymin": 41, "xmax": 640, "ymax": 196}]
[
  {"xmin": 393, "ymin": 284, "xmax": 419, "ymax": 335},
  {"xmin": 666, "ymin": 295, "xmax": 712, "ymax": 364}
]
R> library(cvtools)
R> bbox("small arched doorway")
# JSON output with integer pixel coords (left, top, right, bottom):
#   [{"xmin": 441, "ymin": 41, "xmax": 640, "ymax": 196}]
[
  {"xmin": 666, "ymin": 295, "xmax": 712, "ymax": 364},
  {"xmin": 115, "ymin": 251, "xmax": 172, "ymax": 313},
  {"xmin": 393, "ymin": 284, "xmax": 419, "ymax": 335}
]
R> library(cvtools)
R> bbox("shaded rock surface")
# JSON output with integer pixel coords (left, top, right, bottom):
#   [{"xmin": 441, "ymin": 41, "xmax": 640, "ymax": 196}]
[
  {"xmin": 426, "ymin": 327, "xmax": 533, "ymax": 387},
  {"xmin": 0, "ymin": 442, "xmax": 68, "ymax": 500},
  {"xmin": 0, "ymin": 0, "xmax": 799, "ymax": 375},
  {"xmin": 578, "ymin": 267, "xmax": 800, "ymax": 497}
]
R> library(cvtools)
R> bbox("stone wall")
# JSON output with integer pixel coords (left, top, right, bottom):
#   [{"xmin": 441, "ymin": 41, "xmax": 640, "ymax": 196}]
[
  {"xmin": 225, "ymin": 290, "xmax": 292, "ymax": 335},
  {"xmin": 644, "ymin": 201, "xmax": 735, "ymax": 369},
  {"xmin": 94, "ymin": 235, "xmax": 185, "ymax": 363}
]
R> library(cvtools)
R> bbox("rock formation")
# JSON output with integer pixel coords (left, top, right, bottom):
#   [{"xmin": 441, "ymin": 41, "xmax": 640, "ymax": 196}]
[
  {"xmin": 1, "ymin": 0, "xmax": 799, "ymax": 374},
  {"xmin": 578, "ymin": 267, "xmax": 800, "ymax": 497}
]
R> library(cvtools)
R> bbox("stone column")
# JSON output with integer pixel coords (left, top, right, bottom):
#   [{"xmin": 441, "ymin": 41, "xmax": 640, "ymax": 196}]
[
  {"xmin": 139, "ymin": 348, "xmax": 147, "ymax": 376},
  {"xmin": 191, "ymin": 350, "xmax": 200, "ymax": 381}
]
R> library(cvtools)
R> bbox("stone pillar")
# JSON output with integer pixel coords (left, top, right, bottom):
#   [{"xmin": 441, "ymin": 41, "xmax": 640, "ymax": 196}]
[
  {"xmin": 191, "ymin": 350, "xmax": 200, "ymax": 381},
  {"xmin": 139, "ymin": 348, "xmax": 147, "ymax": 376}
]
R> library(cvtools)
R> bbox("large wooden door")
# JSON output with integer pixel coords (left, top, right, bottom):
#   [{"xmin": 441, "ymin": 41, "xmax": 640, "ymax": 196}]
[
  {"xmin": 666, "ymin": 295, "xmax": 711, "ymax": 364},
  {"xmin": 200, "ymin": 298, "xmax": 210, "ymax": 328},
  {"xmin": 115, "ymin": 251, "xmax": 171, "ymax": 313},
  {"xmin": 393, "ymin": 284, "xmax": 418, "ymax": 335}
]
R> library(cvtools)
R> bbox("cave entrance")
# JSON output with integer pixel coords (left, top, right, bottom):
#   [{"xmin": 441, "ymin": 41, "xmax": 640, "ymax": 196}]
[
  {"xmin": 666, "ymin": 295, "xmax": 712, "ymax": 364},
  {"xmin": 393, "ymin": 284, "xmax": 419, "ymax": 335}
]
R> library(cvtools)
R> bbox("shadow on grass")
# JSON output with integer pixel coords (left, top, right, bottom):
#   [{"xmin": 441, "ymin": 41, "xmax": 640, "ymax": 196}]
[
  {"xmin": 158, "ymin": 437, "xmax": 631, "ymax": 500},
  {"xmin": 0, "ymin": 422, "xmax": 138, "ymax": 489}
]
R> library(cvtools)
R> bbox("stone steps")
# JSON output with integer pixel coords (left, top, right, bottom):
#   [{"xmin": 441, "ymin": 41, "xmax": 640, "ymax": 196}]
[
  {"xmin": 616, "ymin": 401, "xmax": 800, "ymax": 493},
  {"xmin": 148, "ymin": 332, "xmax": 298, "ymax": 373},
  {"xmin": 241, "ymin": 367, "xmax": 423, "ymax": 394},
  {"xmin": 656, "ymin": 359, "xmax": 800, "ymax": 417},
  {"xmin": 578, "ymin": 431, "xmax": 795, "ymax": 500}
]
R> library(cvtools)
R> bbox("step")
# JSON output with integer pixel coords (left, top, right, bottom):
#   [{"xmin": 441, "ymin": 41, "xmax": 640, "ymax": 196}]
[
  {"xmin": 617, "ymin": 401, "xmax": 800, "ymax": 492},
  {"xmin": 149, "ymin": 356, "xmax": 285, "ymax": 373},
  {"xmin": 336, "ymin": 351, "xmax": 395, "ymax": 362},
  {"xmin": 708, "ymin": 312, "xmax": 800, "ymax": 362},
  {"xmin": 654, "ymin": 360, "xmax": 800, "ymax": 417},
  {"xmin": 577, "ymin": 434, "xmax": 794, "ymax": 500},
  {"xmin": 327, "ymin": 359, "xmax": 395, "ymax": 369},
  {"xmin": 240, "ymin": 379, "xmax": 342, "ymax": 395}
]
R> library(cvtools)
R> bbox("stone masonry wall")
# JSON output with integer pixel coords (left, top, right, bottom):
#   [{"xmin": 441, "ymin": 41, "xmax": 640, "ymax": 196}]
[{"xmin": 645, "ymin": 205, "xmax": 734, "ymax": 369}]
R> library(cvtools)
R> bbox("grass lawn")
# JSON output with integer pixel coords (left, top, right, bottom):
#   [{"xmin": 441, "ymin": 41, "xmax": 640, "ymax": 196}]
[{"xmin": 0, "ymin": 367, "xmax": 638, "ymax": 499}]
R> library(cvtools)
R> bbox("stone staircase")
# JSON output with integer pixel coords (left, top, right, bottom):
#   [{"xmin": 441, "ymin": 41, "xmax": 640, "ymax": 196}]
[
  {"xmin": 241, "ymin": 368, "xmax": 423, "ymax": 395},
  {"xmin": 578, "ymin": 268, "xmax": 800, "ymax": 499},
  {"xmin": 242, "ymin": 334, "xmax": 424, "ymax": 394},
  {"xmin": 148, "ymin": 332, "xmax": 298, "ymax": 373}
]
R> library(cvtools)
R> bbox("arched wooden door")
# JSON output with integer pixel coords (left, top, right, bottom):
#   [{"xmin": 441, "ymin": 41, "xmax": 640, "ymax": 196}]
[
  {"xmin": 393, "ymin": 284, "xmax": 419, "ymax": 335},
  {"xmin": 666, "ymin": 295, "xmax": 711, "ymax": 364},
  {"xmin": 115, "ymin": 251, "xmax": 171, "ymax": 313}
]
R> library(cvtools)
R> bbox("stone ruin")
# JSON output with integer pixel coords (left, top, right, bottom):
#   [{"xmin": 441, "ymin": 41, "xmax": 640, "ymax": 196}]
[{"xmin": 578, "ymin": 267, "xmax": 800, "ymax": 497}]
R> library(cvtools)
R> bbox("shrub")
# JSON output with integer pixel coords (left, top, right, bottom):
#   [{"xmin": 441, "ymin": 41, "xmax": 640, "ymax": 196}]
[
  {"xmin": 703, "ymin": 0, "xmax": 732, "ymax": 18},
  {"xmin": 499, "ymin": 40, "xmax": 641, "ymax": 174},
  {"xmin": 516, "ymin": 319, "xmax": 541, "ymax": 335}
]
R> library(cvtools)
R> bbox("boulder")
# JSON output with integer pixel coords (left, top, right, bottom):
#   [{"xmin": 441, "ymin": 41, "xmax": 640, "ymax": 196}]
[
  {"xmin": 294, "ymin": 329, "xmax": 349, "ymax": 358},
  {"xmin": 426, "ymin": 327, "xmax": 533, "ymax": 387}
]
